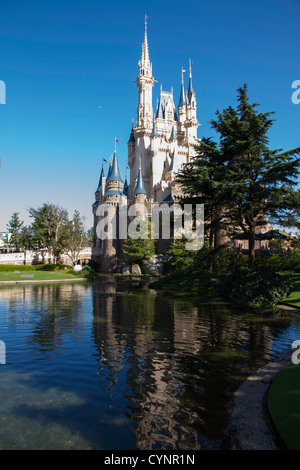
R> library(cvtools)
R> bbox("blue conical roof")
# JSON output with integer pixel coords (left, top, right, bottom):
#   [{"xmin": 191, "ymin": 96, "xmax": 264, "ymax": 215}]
[
  {"xmin": 170, "ymin": 126, "xmax": 176, "ymax": 140},
  {"xmin": 187, "ymin": 60, "xmax": 194, "ymax": 103},
  {"xmin": 123, "ymin": 176, "xmax": 129, "ymax": 195},
  {"xmin": 178, "ymin": 80, "xmax": 185, "ymax": 107},
  {"xmin": 95, "ymin": 164, "xmax": 104, "ymax": 194},
  {"xmin": 106, "ymin": 150, "xmax": 123, "ymax": 182},
  {"xmin": 151, "ymin": 116, "xmax": 158, "ymax": 137},
  {"xmin": 156, "ymin": 94, "xmax": 164, "ymax": 119},
  {"xmin": 134, "ymin": 156, "xmax": 147, "ymax": 195},
  {"xmin": 187, "ymin": 76, "xmax": 194, "ymax": 103},
  {"xmin": 128, "ymin": 125, "xmax": 136, "ymax": 143}
]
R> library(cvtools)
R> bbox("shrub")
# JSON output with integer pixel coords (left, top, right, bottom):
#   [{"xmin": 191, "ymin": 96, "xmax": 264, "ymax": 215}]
[
  {"xmin": 206, "ymin": 244, "xmax": 247, "ymax": 273},
  {"xmin": 258, "ymin": 250, "xmax": 300, "ymax": 272},
  {"xmin": 165, "ymin": 240, "xmax": 247, "ymax": 275},
  {"xmin": 219, "ymin": 266, "xmax": 291, "ymax": 309},
  {"xmin": 79, "ymin": 266, "xmax": 99, "ymax": 281},
  {"xmin": 35, "ymin": 264, "xmax": 71, "ymax": 272}
]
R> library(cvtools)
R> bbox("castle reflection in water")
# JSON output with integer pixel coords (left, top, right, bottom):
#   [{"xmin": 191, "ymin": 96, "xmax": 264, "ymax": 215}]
[{"xmin": 0, "ymin": 277, "xmax": 294, "ymax": 449}]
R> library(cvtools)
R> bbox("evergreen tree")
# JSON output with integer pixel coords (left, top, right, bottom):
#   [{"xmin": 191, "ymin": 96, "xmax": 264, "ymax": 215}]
[
  {"xmin": 176, "ymin": 137, "xmax": 228, "ymax": 249},
  {"xmin": 6, "ymin": 212, "xmax": 24, "ymax": 250},
  {"xmin": 177, "ymin": 84, "xmax": 300, "ymax": 265},
  {"xmin": 123, "ymin": 220, "xmax": 155, "ymax": 265}
]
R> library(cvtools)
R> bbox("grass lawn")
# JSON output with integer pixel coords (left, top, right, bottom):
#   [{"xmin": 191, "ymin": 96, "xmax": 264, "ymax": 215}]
[
  {"xmin": 282, "ymin": 273, "xmax": 300, "ymax": 308},
  {"xmin": 0, "ymin": 270, "xmax": 84, "ymax": 282},
  {"xmin": 268, "ymin": 363, "xmax": 300, "ymax": 450}
]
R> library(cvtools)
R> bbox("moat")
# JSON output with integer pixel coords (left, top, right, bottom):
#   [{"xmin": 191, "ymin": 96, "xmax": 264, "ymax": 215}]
[{"xmin": 0, "ymin": 275, "xmax": 299, "ymax": 450}]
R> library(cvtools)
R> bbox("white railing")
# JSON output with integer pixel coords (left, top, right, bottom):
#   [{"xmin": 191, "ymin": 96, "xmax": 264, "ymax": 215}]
[
  {"xmin": 0, "ymin": 248, "xmax": 93, "ymax": 265},
  {"xmin": 0, "ymin": 252, "xmax": 25, "ymax": 264}
]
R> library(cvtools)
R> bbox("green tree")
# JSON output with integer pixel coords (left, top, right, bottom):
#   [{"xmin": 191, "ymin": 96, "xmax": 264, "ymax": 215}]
[
  {"xmin": 165, "ymin": 236, "xmax": 197, "ymax": 273},
  {"xmin": 6, "ymin": 212, "xmax": 24, "ymax": 250},
  {"xmin": 86, "ymin": 227, "xmax": 94, "ymax": 246},
  {"xmin": 20, "ymin": 225, "xmax": 34, "ymax": 250},
  {"xmin": 177, "ymin": 84, "xmax": 300, "ymax": 265},
  {"xmin": 123, "ymin": 220, "xmax": 156, "ymax": 265},
  {"xmin": 64, "ymin": 210, "xmax": 89, "ymax": 266},
  {"xmin": 291, "ymin": 236, "xmax": 300, "ymax": 250},
  {"xmin": 176, "ymin": 137, "xmax": 229, "ymax": 249}
]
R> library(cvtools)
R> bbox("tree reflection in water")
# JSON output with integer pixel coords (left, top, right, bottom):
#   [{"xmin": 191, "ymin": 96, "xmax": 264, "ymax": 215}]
[{"xmin": 0, "ymin": 277, "xmax": 298, "ymax": 450}]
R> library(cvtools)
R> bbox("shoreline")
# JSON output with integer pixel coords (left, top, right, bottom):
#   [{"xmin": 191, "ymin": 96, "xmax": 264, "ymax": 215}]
[
  {"xmin": 0, "ymin": 278, "xmax": 87, "ymax": 285},
  {"xmin": 229, "ymin": 358, "xmax": 290, "ymax": 450}
]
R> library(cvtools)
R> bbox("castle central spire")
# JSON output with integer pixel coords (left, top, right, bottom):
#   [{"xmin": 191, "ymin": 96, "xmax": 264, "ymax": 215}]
[
  {"xmin": 141, "ymin": 15, "xmax": 150, "ymax": 68},
  {"xmin": 136, "ymin": 15, "xmax": 154, "ymax": 129}
]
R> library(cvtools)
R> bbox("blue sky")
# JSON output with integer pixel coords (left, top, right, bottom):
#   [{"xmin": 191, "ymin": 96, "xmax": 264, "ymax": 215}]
[{"xmin": 0, "ymin": 0, "xmax": 299, "ymax": 230}]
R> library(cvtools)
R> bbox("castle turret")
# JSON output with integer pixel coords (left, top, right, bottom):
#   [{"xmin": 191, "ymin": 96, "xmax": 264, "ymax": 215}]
[
  {"xmin": 184, "ymin": 59, "xmax": 199, "ymax": 150},
  {"xmin": 186, "ymin": 59, "xmax": 197, "ymax": 122},
  {"xmin": 104, "ymin": 144, "xmax": 124, "ymax": 203},
  {"xmin": 95, "ymin": 163, "xmax": 105, "ymax": 202}
]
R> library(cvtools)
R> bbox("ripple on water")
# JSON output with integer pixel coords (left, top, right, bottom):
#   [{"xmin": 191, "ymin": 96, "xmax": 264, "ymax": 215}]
[{"xmin": 0, "ymin": 281, "xmax": 300, "ymax": 449}]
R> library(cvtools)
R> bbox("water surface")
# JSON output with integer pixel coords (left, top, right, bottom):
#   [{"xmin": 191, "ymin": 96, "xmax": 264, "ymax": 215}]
[{"xmin": 0, "ymin": 276, "xmax": 299, "ymax": 450}]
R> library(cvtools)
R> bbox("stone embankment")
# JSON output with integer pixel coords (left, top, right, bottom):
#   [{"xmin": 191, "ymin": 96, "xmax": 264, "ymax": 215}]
[{"xmin": 229, "ymin": 358, "xmax": 290, "ymax": 450}]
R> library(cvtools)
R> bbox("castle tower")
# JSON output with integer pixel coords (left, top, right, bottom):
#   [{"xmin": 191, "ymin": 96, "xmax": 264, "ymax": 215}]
[{"xmin": 97, "ymin": 143, "xmax": 125, "ymax": 273}]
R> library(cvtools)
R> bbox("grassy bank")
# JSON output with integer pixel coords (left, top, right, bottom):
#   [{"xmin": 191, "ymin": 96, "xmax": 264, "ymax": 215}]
[
  {"xmin": 0, "ymin": 271, "xmax": 83, "ymax": 282},
  {"xmin": 281, "ymin": 273, "xmax": 300, "ymax": 308},
  {"xmin": 268, "ymin": 363, "xmax": 300, "ymax": 449},
  {"xmin": 0, "ymin": 264, "xmax": 99, "ymax": 283}
]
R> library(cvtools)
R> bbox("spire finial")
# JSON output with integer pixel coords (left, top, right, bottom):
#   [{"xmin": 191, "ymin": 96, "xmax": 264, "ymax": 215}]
[
  {"xmin": 141, "ymin": 15, "xmax": 150, "ymax": 67},
  {"xmin": 179, "ymin": 67, "xmax": 186, "ymax": 107},
  {"xmin": 187, "ymin": 59, "xmax": 195, "ymax": 103}
]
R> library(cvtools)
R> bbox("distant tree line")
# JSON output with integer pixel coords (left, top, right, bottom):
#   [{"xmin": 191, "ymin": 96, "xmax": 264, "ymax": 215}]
[{"xmin": 5, "ymin": 203, "xmax": 93, "ymax": 264}]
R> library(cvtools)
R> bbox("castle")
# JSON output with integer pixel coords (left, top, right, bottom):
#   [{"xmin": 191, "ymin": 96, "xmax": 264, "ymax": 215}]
[{"xmin": 92, "ymin": 18, "xmax": 199, "ymax": 272}]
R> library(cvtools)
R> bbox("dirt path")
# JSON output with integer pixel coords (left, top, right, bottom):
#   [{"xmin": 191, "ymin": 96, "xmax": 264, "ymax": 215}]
[{"xmin": 228, "ymin": 358, "xmax": 290, "ymax": 450}]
